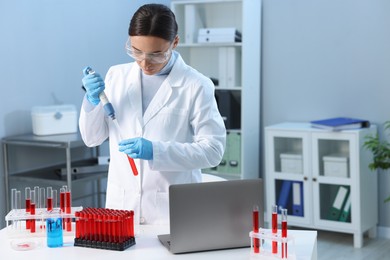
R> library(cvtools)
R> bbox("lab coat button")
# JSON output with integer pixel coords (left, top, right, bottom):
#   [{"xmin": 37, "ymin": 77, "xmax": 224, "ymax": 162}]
[{"xmin": 140, "ymin": 217, "xmax": 145, "ymax": 224}]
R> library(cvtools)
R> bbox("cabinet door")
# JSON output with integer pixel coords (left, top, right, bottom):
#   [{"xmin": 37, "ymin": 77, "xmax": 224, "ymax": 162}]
[
  {"xmin": 311, "ymin": 132, "xmax": 356, "ymax": 230},
  {"xmin": 265, "ymin": 129, "xmax": 312, "ymax": 225}
]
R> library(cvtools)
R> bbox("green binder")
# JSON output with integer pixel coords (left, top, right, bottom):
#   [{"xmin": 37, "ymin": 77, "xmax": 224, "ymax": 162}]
[
  {"xmin": 328, "ymin": 186, "xmax": 350, "ymax": 221},
  {"xmin": 339, "ymin": 193, "xmax": 351, "ymax": 222}
]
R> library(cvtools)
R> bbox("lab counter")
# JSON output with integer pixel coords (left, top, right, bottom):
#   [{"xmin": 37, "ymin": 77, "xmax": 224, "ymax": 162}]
[{"xmin": 0, "ymin": 225, "xmax": 317, "ymax": 260}]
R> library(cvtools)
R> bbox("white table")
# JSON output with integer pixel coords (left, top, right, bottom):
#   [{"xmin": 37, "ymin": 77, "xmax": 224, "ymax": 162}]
[{"xmin": 0, "ymin": 225, "xmax": 317, "ymax": 260}]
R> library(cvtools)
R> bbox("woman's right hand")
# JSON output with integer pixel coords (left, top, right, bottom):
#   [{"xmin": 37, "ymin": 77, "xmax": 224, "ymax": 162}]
[{"xmin": 82, "ymin": 67, "xmax": 105, "ymax": 105}]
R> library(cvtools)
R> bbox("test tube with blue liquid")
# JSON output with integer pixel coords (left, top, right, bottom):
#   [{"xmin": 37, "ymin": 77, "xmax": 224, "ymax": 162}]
[{"xmin": 46, "ymin": 210, "xmax": 63, "ymax": 248}]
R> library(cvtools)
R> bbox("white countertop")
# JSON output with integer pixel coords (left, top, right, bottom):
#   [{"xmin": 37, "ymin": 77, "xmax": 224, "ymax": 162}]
[{"xmin": 0, "ymin": 225, "xmax": 317, "ymax": 260}]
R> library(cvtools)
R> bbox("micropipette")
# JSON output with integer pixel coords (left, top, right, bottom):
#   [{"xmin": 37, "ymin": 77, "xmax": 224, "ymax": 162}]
[{"xmin": 85, "ymin": 67, "xmax": 138, "ymax": 176}]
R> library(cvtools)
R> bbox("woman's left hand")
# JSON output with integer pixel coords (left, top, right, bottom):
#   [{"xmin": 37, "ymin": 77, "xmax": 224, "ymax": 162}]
[{"xmin": 119, "ymin": 137, "xmax": 153, "ymax": 160}]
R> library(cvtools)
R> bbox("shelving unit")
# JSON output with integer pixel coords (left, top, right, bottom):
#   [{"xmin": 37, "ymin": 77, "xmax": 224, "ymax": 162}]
[
  {"xmin": 265, "ymin": 122, "xmax": 378, "ymax": 248},
  {"xmin": 2, "ymin": 133, "xmax": 108, "ymax": 212},
  {"xmin": 171, "ymin": 0, "xmax": 262, "ymax": 180}
]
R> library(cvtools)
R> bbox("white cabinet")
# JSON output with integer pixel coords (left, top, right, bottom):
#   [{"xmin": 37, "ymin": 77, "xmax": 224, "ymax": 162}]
[
  {"xmin": 265, "ymin": 122, "xmax": 378, "ymax": 248},
  {"xmin": 171, "ymin": 0, "xmax": 261, "ymax": 180}
]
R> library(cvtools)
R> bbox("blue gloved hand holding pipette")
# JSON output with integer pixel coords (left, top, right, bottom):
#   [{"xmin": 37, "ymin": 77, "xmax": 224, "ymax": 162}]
[
  {"xmin": 119, "ymin": 137, "xmax": 153, "ymax": 160},
  {"xmin": 82, "ymin": 67, "xmax": 105, "ymax": 105}
]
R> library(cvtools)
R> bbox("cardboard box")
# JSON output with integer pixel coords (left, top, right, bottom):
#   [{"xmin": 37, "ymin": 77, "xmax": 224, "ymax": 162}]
[
  {"xmin": 280, "ymin": 153, "xmax": 303, "ymax": 174},
  {"xmin": 31, "ymin": 105, "xmax": 78, "ymax": 135},
  {"xmin": 323, "ymin": 155, "xmax": 349, "ymax": 178}
]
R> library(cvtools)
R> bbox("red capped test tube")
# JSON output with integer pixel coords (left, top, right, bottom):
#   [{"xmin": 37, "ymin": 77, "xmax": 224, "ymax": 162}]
[
  {"xmin": 281, "ymin": 208, "xmax": 288, "ymax": 259},
  {"xmin": 272, "ymin": 204, "xmax": 278, "ymax": 254},
  {"xmin": 252, "ymin": 205, "xmax": 260, "ymax": 253}
]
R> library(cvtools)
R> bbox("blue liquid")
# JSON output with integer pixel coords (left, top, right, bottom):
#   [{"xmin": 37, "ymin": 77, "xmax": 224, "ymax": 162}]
[{"xmin": 46, "ymin": 218, "xmax": 63, "ymax": 247}]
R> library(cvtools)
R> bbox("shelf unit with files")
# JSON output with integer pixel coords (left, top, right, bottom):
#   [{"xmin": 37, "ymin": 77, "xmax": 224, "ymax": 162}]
[
  {"xmin": 171, "ymin": 0, "xmax": 262, "ymax": 180},
  {"xmin": 265, "ymin": 122, "xmax": 378, "ymax": 248}
]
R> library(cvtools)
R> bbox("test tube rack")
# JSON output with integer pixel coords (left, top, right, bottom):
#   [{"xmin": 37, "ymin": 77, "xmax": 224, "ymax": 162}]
[
  {"xmin": 249, "ymin": 228, "xmax": 296, "ymax": 260},
  {"xmin": 5, "ymin": 206, "xmax": 82, "ymax": 238},
  {"xmin": 74, "ymin": 208, "xmax": 136, "ymax": 251}
]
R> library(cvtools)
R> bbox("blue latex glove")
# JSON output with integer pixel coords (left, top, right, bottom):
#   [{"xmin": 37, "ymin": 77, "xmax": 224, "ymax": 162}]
[
  {"xmin": 119, "ymin": 137, "xmax": 153, "ymax": 160},
  {"xmin": 82, "ymin": 67, "xmax": 105, "ymax": 105}
]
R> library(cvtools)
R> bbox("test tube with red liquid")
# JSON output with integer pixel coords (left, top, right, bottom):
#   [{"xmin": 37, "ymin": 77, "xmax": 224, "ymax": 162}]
[
  {"xmin": 272, "ymin": 204, "xmax": 278, "ymax": 254},
  {"xmin": 25, "ymin": 187, "xmax": 31, "ymax": 229},
  {"xmin": 252, "ymin": 205, "xmax": 260, "ymax": 253},
  {"xmin": 65, "ymin": 188, "xmax": 72, "ymax": 231},
  {"xmin": 47, "ymin": 187, "xmax": 53, "ymax": 211},
  {"xmin": 281, "ymin": 208, "xmax": 288, "ymax": 259},
  {"xmin": 30, "ymin": 190, "xmax": 36, "ymax": 233},
  {"xmin": 60, "ymin": 187, "xmax": 66, "ymax": 229}
]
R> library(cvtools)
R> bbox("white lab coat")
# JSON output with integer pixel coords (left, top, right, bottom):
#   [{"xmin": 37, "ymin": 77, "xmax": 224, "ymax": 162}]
[{"xmin": 79, "ymin": 54, "xmax": 226, "ymax": 225}]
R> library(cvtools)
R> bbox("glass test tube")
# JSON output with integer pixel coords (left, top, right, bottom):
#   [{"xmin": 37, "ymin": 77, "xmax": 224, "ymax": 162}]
[
  {"xmin": 39, "ymin": 187, "xmax": 45, "ymax": 210},
  {"xmin": 65, "ymin": 188, "xmax": 72, "ymax": 231},
  {"xmin": 25, "ymin": 187, "xmax": 31, "ymax": 229},
  {"xmin": 47, "ymin": 187, "xmax": 53, "ymax": 211},
  {"xmin": 252, "ymin": 205, "xmax": 260, "ymax": 253},
  {"xmin": 52, "ymin": 189, "xmax": 58, "ymax": 209},
  {"xmin": 15, "ymin": 190, "xmax": 21, "ymax": 229},
  {"xmin": 34, "ymin": 186, "xmax": 39, "ymax": 210},
  {"xmin": 11, "ymin": 188, "xmax": 17, "ymax": 211},
  {"xmin": 30, "ymin": 190, "xmax": 36, "ymax": 233},
  {"xmin": 281, "ymin": 208, "xmax": 288, "ymax": 259},
  {"xmin": 60, "ymin": 187, "xmax": 65, "ymax": 212},
  {"xmin": 272, "ymin": 204, "xmax": 278, "ymax": 254}
]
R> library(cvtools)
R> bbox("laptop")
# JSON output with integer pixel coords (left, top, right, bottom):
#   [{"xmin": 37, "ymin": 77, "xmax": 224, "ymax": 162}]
[{"xmin": 158, "ymin": 178, "xmax": 264, "ymax": 254}]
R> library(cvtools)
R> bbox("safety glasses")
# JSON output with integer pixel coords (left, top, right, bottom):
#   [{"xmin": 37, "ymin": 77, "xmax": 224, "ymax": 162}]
[{"xmin": 125, "ymin": 38, "xmax": 172, "ymax": 64}]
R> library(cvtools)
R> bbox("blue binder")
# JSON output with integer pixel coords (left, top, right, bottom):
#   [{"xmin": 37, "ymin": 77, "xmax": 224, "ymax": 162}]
[
  {"xmin": 292, "ymin": 181, "xmax": 304, "ymax": 216},
  {"xmin": 277, "ymin": 180, "xmax": 292, "ymax": 212}
]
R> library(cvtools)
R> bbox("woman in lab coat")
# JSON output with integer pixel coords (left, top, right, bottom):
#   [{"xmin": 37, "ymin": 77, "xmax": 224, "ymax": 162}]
[{"xmin": 79, "ymin": 4, "xmax": 226, "ymax": 225}]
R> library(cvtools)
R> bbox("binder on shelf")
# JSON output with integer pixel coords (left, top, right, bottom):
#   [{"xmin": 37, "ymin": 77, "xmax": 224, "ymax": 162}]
[
  {"xmin": 292, "ymin": 181, "xmax": 304, "ymax": 217},
  {"xmin": 328, "ymin": 186, "xmax": 350, "ymax": 221},
  {"xmin": 184, "ymin": 5, "xmax": 204, "ymax": 44},
  {"xmin": 198, "ymin": 27, "xmax": 242, "ymax": 43},
  {"xmin": 277, "ymin": 180, "xmax": 292, "ymax": 212},
  {"xmin": 339, "ymin": 193, "xmax": 351, "ymax": 222},
  {"xmin": 310, "ymin": 117, "xmax": 370, "ymax": 131},
  {"xmin": 218, "ymin": 47, "xmax": 241, "ymax": 88},
  {"xmin": 226, "ymin": 131, "xmax": 241, "ymax": 175},
  {"xmin": 215, "ymin": 90, "xmax": 241, "ymax": 129}
]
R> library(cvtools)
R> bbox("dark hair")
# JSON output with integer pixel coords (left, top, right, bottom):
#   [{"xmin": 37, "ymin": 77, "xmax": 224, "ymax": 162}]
[{"xmin": 128, "ymin": 4, "xmax": 178, "ymax": 42}]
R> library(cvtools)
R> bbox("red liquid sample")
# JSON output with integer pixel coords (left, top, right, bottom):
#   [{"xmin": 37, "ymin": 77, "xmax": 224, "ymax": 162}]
[
  {"xmin": 25, "ymin": 199, "xmax": 31, "ymax": 229},
  {"xmin": 282, "ymin": 221, "xmax": 287, "ymax": 258},
  {"xmin": 60, "ymin": 192, "xmax": 65, "ymax": 212},
  {"xmin": 30, "ymin": 203, "xmax": 36, "ymax": 233},
  {"xmin": 272, "ymin": 212, "xmax": 278, "ymax": 254},
  {"xmin": 47, "ymin": 198, "xmax": 53, "ymax": 211},
  {"xmin": 127, "ymin": 156, "xmax": 138, "ymax": 176},
  {"xmin": 252, "ymin": 209, "xmax": 260, "ymax": 253},
  {"xmin": 65, "ymin": 191, "xmax": 71, "ymax": 231}
]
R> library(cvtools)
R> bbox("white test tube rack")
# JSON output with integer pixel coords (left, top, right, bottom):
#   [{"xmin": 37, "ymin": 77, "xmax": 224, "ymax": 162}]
[
  {"xmin": 249, "ymin": 228, "xmax": 296, "ymax": 260},
  {"xmin": 5, "ymin": 206, "xmax": 82, "ymax": 239}
]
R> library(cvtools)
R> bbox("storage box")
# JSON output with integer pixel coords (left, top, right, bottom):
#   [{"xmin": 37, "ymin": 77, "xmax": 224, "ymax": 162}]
[
  {"xmin": 323, "ymin": 154, "xmax": 349, "ymax": 178},
  {"xmin": 280, "ymin": 153, "xmax": 303, "ymax": 174},
  {"xmin": 31, "ymin": 105, "xmax": 77, "ymax": 135}
]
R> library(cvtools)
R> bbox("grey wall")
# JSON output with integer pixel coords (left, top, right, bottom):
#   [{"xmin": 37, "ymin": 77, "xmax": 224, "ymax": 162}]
[
  {"xmin": 0, "ymin": 0, "xmax": 169, "ymax": 228},
  {"xmin": 262, "ymin": 0, "xmax": 390, "ymax": 229}
]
